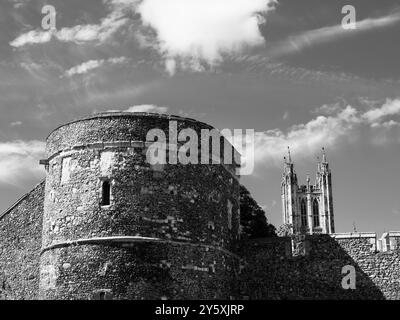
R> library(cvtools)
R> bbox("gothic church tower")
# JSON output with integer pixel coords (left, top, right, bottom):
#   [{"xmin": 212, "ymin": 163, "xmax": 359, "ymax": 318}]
[{"xmin": 281, "ymin": 148, "xmax": 335, "ymax": 235}]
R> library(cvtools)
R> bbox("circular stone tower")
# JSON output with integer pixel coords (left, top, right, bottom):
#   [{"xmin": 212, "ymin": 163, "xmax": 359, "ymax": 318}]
[{"xmin": 39, "ymin": 112, "xmax": 241, "ymax": 300}]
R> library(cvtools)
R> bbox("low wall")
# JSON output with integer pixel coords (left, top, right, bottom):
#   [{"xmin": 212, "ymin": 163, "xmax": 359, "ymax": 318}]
[{"xmin": 239, "ymin": 233, "xmax": 400, "ymax": 300}]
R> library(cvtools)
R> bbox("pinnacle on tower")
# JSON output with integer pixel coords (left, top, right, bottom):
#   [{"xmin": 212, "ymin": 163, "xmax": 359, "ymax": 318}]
[
  {"xmin": 287, "ymin": 146, "xmax": 292, "ymax": 163},
  {"xmin": 322, "ymin": 147, "xmax": 327, "ymax": 163}
]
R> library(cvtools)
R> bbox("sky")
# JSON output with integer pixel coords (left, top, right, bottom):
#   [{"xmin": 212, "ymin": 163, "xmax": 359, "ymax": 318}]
[{"xmin": 1, "ymin": 0, "xmax": 400, "ymax": 235}]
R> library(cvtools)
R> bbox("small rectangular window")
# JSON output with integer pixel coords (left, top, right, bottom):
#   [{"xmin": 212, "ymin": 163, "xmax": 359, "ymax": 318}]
[
  {"xmin": 93, "ymin": 289, "xmax": 112, "ymax": 300},
  {"xmin": 101, "ymin": 180, "xmax": 111, "ymax": 206}
]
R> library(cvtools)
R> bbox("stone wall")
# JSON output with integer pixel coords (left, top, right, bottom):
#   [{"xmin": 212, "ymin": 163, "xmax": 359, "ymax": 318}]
[
  {"xmin": 239, "ymin": 233, "xmax": 400, "ymax": 300},
  {"xmin": 0, "ymin": 182, "xmax": 44, "ymax": 300},
  {"xmin": 40, "ymin": 241, "xmax": 240, "ymax": 300}
]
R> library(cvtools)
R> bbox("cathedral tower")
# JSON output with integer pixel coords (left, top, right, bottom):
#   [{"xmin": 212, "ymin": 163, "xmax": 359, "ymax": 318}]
[{"xmin": 281, "ymin": 148, "xmax": 335, "ymax": 235}]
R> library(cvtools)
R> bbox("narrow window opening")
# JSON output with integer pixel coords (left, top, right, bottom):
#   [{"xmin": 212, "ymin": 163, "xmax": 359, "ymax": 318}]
[
  {"xmin": 93, "ymin": 289, "xmax": 112, "ymax": 300},
  {"xmin": 101, "ymin": 180, "xmax": 111, "ymax": 206},
  {"xmin": 208, "ymin": 264, "xmax": 216, "ymax": 274}
]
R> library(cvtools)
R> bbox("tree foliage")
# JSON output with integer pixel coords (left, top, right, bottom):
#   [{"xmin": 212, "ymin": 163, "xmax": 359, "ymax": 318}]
[{"xmin": 240, "ymin": 185, "xmax": 277, "ymax": 239}]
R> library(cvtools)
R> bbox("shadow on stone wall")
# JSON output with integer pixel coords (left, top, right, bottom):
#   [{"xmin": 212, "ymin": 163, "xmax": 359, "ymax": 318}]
[{"xmin": 238, "ymin": 235, "xmax": 385, "ymax": 300}]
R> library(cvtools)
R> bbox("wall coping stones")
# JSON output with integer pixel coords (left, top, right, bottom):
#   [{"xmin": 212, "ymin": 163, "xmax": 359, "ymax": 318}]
[
  {"xmin": 46, "ymin": 112, "xmax": 215, "ymax": 141},
  {"xmin": 387, "ymin": 231, "xmax": 400, "ymax": 237},
  {"xmin": 331, "ymin": 232, "xmax": 376, "ymax": 239},
  {"xmin": 45, "ymin": 112, "xmax": 241, "ymax": 167},
  {"xmin": 0, "ymin": 180, "xmax": 45, "ymax": 221}
]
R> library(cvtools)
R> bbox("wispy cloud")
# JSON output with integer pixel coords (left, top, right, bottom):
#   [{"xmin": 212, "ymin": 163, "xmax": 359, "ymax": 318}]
[
  {"xmin": 0, "ymin": 140, "xmax": 45, "ymax": 187},
  {"xmin": 10, "ymin": 0, "xmax": 136, "ymax": 47},
  {"xmin": 65, "ymin": 60, "xmax": 104, "ymax": 77},
  {"xmin": 362, "ymin": 99, "xmax": 400, "ymax": 124},
  {"xmin": 125, "ymin": 104, "xmax": 168, "ymax": 113},
  {"xmin": 283, "ymin": 111, "xmax": 289, "ymax": 120},
  {"xmin": 107, "ymin": 104, "xmax": 169, "ymax": 113},
  {"xmin": 9, "ymin": 121, "xmax": 22, "ymax": 127},
  {"xmin": 268, "ymin": 11, "xmax": 400, "ymax": 57},
  {"xmin": 65, "ymin": 57, "xmax": 128, "ymax": 77},
  {"xmin": 226, "ymin": 55, "xmax": 364, "ymax": 84},
  {"xmin": 313, "ymin": 103, "xmax": 342, "ymax": 115}
]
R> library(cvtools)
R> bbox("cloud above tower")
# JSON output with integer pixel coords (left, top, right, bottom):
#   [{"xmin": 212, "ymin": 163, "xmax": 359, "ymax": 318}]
[
  {"xmin": 233, "ymin": 99, "xmax": 400, "ymax": 171},
  {"xmin": 0, "ymin": 140, "xmax": 45, "ymax": 187},
  {"xmin": 135, "ymin": 0, "xmax": 277, "ymax": 73},
  {"xmin": 125, "ymin": 104, "xmax": 168, "ymax": 113}
]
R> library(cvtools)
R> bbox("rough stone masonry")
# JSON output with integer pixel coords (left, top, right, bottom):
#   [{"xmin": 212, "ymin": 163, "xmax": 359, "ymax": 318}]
[{"xmin": 1, "ymin": 112, "xmax": 400, "ymax": 300}]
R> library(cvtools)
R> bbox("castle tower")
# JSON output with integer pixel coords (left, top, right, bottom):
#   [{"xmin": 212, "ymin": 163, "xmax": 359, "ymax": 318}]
[
  {"xmin": 281, "ymin": 148, "xmax": 335, "ymax": 235},
  {"xmin": 38, "ymin": 112, "xmax": 241, "ymax": 300}
]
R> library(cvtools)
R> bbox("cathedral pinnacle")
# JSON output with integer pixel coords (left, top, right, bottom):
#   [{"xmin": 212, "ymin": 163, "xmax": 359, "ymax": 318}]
[
  {"xmin": 287, "ymin": 146, "xmax": 292, "ymax": 163},
  {"xmin": 322, "ymin": 147, "xmax": 327, "ymax": 163}
]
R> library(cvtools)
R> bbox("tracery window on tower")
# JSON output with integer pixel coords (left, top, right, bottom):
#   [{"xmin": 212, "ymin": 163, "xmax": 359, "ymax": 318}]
[
  {"xmin": 300, "ymin": 199, "xmax": 307, "ymax": 227},
  {"xmin": 312, "ymin": 199, "xmax": 320, "ymax": 227}
]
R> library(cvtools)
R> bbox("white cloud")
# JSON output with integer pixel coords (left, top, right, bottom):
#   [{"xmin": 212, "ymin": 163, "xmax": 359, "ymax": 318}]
[
  {"xmin": 66, "ymin": 60, "xmax": 104, "ymax": 77},
  {"xmin": 136, "ymin": 0, "xmax": 276, "ymax": 73},
  {"xmin": 247, "ymin": 107, "xmax": 358, "ymax": 168},
  {"xmin": 313, "ymin": 103, "xmax": 342, "ymax": 115},
  {"xmin": 0, "ymin": 140, "xmax": 45, "ymax": 187},
  {"xmin": 10, "ymin": 0, "xmax": 136, "ymax": 47},
  {"xmin": 108, "ymin": 56, "xmax": 128, "ymax": 64},
  {"xmin": 65, "ymin": 57, "xmax": 128, "ymax": 77},
  {"xmin": 107, "ymin": 104, "xmax": 168, "ymax": 113},
  {"xmin": 235, "ymin": 99, "xmax": 400, "ymax": 171},
  {"xmin": 10, "ymin": 30, "xmax": 52, "ymax": 47},
  {"xmin": 10, "ymin": 121, "xmax": 22, "ymax": 127},
  {"xmin": 283, "ymin": 111, "xmax": 289, "ymax": 120},
  {"xmin": 10, "ymin": 0, "xmax": 276, "ymax": 74},
  {"xmin": 125, "ymin": 104, "xmax": 168, "ymax": 113},
  {"xmin": 362, "ymin": 99, "xmax": 400, "ymax": 124},
  {"xmin": 10, "ymin": 0, "xmax": 26, "ymax": 9}
]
